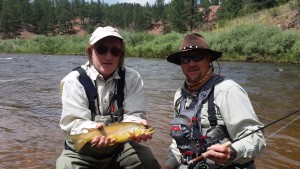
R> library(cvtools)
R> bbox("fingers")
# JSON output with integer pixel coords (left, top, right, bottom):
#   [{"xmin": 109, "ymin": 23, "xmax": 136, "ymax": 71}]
[
  {"xmin": 206, "ymin": 144, "xmax": 231, "ymax": 164},
  {"xmin": 130, "ymin": 120, "xmax": 152, "ymax": 143},
  {"xmin": 96, "ymin": 123, "xmax": 105, "ymax": 129},
  {"xmin": 139, "ymin": 119, "xmax": 148, "ymax": 126},
  {"xmin": 90, "ymin": 135, "xmax": 115, "ymax": 148},
  {"xmin": 131, "ymin": 133, "xmax": 152, "ymax": 143}
]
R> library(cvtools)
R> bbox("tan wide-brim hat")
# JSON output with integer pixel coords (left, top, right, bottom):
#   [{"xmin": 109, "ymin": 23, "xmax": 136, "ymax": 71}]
[{"xmin": 167, "ymin": 33, "xmax": 222, "ymax": 65}]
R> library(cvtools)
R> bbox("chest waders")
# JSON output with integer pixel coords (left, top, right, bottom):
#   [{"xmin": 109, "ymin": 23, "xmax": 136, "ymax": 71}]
[
  {"xmin": 170, "ymin": 75, "xmax": 226, "ymax": 169},
  {"xmin": 64, "ymin": 66, "xmax": 125, "ymax": 151}
]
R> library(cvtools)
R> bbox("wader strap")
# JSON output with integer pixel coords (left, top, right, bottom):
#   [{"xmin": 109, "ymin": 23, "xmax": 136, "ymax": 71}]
[
  {"xmin": 73, "ymin": 67, "xmax": 125, "ymax": 120},
  {"xmin": 193, "ymin": 75, "xmax": 224, "ymax": 118},
  {"xmin": 179, "ymin": 75, "xmax": 225, "ymax": 123},
  {"xmin": 117, "ymin": 68, "xmax": 125, "ymax": 109},
  {"xmin": 73, "ymin": 67, "xmax": 97, "ymax": 114},
  {"xmin": 112, "ymin": 68, "xmax": 125, "ymax": 122},
  {"xmin": 207, "ymin": 76, "xmax": 224, "ymax": 126}
]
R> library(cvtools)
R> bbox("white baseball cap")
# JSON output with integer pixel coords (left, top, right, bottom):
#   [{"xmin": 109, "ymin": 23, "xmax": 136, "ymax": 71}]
[{"xmin": 89, "ymin": 26, "xmax": 123, "ymax": 45}]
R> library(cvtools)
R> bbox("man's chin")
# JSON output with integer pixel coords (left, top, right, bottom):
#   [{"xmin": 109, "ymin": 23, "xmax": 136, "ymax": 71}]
[
  {"xmin": 187, "ymin": 78, "xmax": 199, "ymax": 83},
  {"xmin": 187, "ymin": 75, "xmax": 201, "ymax": 83}
]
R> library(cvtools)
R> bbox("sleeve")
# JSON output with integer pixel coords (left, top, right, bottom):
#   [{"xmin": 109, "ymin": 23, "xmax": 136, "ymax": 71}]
[
  {"xmin": 217, "ymin": 82, "xmax": 266, "ymax": 164},
  {"xmin": 59, "ymin": 72, "xmax": 98, "ymax": 140},
  {"xmin": 122, "ymin": 68, "xmax": 148, "ymax": 122}
]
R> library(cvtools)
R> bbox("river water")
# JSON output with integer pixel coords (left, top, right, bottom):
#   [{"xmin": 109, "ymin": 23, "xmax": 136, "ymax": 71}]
[{"xmin": 0, "ymin": 54, "xmax": 299, "ymax": 169}]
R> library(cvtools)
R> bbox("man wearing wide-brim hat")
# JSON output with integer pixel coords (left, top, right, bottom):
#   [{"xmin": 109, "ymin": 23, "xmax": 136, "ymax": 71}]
[{"xmin": 163, "ymin": 33, "xmax": 266, "ymax": 169}]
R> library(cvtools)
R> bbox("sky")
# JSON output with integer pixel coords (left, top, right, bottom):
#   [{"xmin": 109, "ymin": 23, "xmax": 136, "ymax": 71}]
[{"xmin": 96, "ymin": 0, "xmax": 170, "ymax": 6}]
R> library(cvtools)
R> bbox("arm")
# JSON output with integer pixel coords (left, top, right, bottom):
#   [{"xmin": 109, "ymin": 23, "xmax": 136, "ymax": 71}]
[
  {"xmin": 212, "ymin": 80, "xmax": 266, "ymax": 164},
  {"xmin": 120, "ymin": 67, "xmax": 151, "ymax": 142},
  {"xmin": 59, "ymin": 71, "xmax": 114, "ymax": 147},
  {"xmin": 59, "ymin": 71, "xmax": 98, "ymax": 137},
  {"xmin": 122, "ymin": 67, "xmax": 147, "ymax": 122}
]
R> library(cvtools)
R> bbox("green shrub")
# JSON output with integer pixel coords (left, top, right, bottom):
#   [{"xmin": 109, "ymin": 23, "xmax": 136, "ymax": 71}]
[
  {"xmin": 0, "ymin": 25, "xmax": 299, "ymax": 63},
  {"xmin": 290, "ymin": 40, "xmax": 300, "ymax": 61}
]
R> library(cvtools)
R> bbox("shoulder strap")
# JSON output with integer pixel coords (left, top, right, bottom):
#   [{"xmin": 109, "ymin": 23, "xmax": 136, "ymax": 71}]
[
  {"xmin": 193, "ymin": 75, "xmax": 224, "ymax": 117},
  {"xmin": 117, "ymin": 68, "xmax": 125, "ymax": 109},
  {"xmin": 73, "ymin": 66, "xmax": 126, "ymax": 122},
  {"xmin": 207, "ymin": 75, "xmax": 225, "ymax": 126},
  {"xmin": 112, "ymin": 68, "xmax": 125, "ymax": 122},
  {"xmin": 73, "ymin": 66, "xmax": 97, "ymax": 114}
]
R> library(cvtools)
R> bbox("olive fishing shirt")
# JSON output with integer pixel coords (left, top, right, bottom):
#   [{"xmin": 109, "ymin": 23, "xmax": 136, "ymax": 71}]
[
  {"xmin": 59, "ymin": 62, "xmax": 147, "ymax": 147},
  {"xmin": 165, "ymin": 78, "xmax": 266, "ymax": 169}
]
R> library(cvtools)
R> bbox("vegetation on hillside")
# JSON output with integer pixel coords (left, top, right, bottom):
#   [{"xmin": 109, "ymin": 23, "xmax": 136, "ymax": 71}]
[
  {"xmin": 0, "ymin": 0, "xmax": 300, "ymax": 63},
  {"xmin": 1, "ymin": 23, "xmax": 299, "ymax": 63},
  {"xmin": 1, "ymin": 0, "xmax": 299, "ymax": 38}
]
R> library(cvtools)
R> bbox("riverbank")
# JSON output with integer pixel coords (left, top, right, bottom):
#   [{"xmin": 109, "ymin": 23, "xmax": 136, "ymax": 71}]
[{"xmin": 0, "ymin": 24, "xmax": 299, "ymax": 64}]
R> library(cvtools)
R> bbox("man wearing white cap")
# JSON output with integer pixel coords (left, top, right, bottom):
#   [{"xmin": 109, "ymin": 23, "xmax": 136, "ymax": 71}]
[{"xmin": 56, "ymin": 26, "xmax": 160, "ymax": 169}]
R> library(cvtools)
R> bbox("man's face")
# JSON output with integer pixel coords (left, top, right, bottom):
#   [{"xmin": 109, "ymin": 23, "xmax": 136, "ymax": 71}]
[
  {"xmin": 180, "ymin": 50, "xmax": 211, "ymax": 83},
  {"xmin": 91, "ymin": 37, "xmax": 123, "ymax": 80}
]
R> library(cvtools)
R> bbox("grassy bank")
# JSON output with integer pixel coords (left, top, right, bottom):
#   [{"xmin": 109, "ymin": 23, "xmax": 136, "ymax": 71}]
[{"xmin": 0, "ymin": 24, "xmax": 299, "ymax": 63}]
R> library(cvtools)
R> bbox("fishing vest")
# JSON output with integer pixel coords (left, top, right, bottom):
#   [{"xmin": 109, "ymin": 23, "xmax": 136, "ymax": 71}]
[
  {"xmin": 73, "ymin": 66, "xmax": 125, "ymax": 123},
  {"xmin": 170, "ymin": 75, "xmax": 229, "ymax": 167}
]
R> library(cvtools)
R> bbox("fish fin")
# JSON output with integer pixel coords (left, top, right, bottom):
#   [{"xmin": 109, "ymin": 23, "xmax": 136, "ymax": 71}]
[{"xmin": 129, "ymin": 131, "xmax": 136, "ymax": 138}]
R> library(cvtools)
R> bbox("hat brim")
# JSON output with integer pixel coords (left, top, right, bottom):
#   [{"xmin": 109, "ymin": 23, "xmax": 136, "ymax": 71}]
[
  {"xmin": 167, "ymin": 48, "xmax": 222, "ymax": 65},
  {"xmin": 90, "ymin": 35, "xmax": 123, "ymax": 45}
]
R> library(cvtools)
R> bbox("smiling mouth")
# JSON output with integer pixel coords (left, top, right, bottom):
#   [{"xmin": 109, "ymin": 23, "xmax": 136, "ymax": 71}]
[
  {"xmin": 102, "ymin": 63, "xmax": 112, "ymax": 65},
  {"xmin": 188, "ymin": 69, "xmax": 198, "ymax": 72}
]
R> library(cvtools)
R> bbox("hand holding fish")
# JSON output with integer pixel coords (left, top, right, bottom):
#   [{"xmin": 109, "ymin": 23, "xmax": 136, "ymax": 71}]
[
  {"xmin": 130, "ymin": 119, "xmax": 152, "ymax": 143},
  {"xmin": 70, "ymin": 122, "xmax": 156, "ymax": 152},
  {"xmin": 90, "ymin": 123, "xmax": 116, "ymax": 148}
]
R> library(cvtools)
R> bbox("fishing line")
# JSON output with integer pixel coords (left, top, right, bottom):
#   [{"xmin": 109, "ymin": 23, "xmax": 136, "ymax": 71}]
[
  {"xmin": 221, "ymin": 110, "xmax": 300, "ymax": 168},
  {"xmin": 232, "ymin": 109, "xmax": 300, "ymax": 143}
]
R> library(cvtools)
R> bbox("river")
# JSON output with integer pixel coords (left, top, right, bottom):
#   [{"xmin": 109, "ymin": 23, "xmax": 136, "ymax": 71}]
[{"xmin": 0, "ymin": 54, "xmax": 299, "ymax": 169}]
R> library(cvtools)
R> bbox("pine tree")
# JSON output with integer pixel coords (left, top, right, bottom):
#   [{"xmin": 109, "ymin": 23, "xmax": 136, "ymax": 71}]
[
  {"xmin": 169, "ymin": 0, "xmax": 188, "ymax": 33},
  {"xmin": 0, "ymin": 0, "xmax": 22, "ymax": 38}
]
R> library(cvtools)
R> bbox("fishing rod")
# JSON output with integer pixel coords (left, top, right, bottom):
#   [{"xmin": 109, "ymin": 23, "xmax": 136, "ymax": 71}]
[{"xmin": 188, "ymin": 109, "xmax": 300, "ymax": 165}]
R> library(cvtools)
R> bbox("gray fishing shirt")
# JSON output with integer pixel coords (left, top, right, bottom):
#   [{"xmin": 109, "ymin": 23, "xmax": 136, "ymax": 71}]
[{"xmin": 165, "ymin": 78, "xmax": 266, "ymax": 169}]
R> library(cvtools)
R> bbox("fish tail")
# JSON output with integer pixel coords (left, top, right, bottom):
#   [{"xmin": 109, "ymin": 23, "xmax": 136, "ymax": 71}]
[
  {"xmin": 71, "ymin": 134, "xmax": 88, "ymax": 152},
  {"xmin": 70, "ymin": 128, "xmax": 101, "ymax": 152}
]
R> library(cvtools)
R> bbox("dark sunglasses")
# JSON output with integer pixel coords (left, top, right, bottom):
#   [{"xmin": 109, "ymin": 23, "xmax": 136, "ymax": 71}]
[
  {"xmin": 180, "ymin": 55, "xmax": 206, "ymax": 64},
  {"xmin": 95, "ymin": 45, "xmax": 122, "ymax": 57}
]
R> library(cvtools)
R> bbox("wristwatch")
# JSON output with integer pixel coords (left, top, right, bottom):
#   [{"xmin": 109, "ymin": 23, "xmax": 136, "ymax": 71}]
[{"xmin": 229, "ymin": 146, "xmax": 237, "ymax": 161}]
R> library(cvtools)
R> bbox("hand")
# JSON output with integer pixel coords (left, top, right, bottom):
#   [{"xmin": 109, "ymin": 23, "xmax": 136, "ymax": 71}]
[
  {"xmin": 206, "ymin": 143, "xmax": 231, "ymax": 165},
  {"xmin": 90, "ymin": 123, "xmax": 116, "ymax": 148},
  {"xmin": 130, "ymin": 119, "xmax": 152, "ymax": 143}
]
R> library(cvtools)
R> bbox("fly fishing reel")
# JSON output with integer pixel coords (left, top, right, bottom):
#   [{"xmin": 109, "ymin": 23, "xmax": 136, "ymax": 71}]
[{"xmin": 189, "ymin": 161, "xmax": 210, "ymax": 169}]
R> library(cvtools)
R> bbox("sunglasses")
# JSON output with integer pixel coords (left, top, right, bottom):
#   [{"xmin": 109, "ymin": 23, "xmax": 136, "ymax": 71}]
[
  {"xmin": 180, "ymin": 55, "xmax": 206, "ymax": 64},
  {"xmin": 95, "ymin": 45, "xmax": 122, "ymax": 57}
]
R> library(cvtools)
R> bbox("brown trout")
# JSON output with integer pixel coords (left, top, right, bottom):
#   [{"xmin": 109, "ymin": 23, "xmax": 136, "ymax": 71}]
[{"xmin": 70, "ymin": 122, "xmax": 155, "ymax": 152}]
